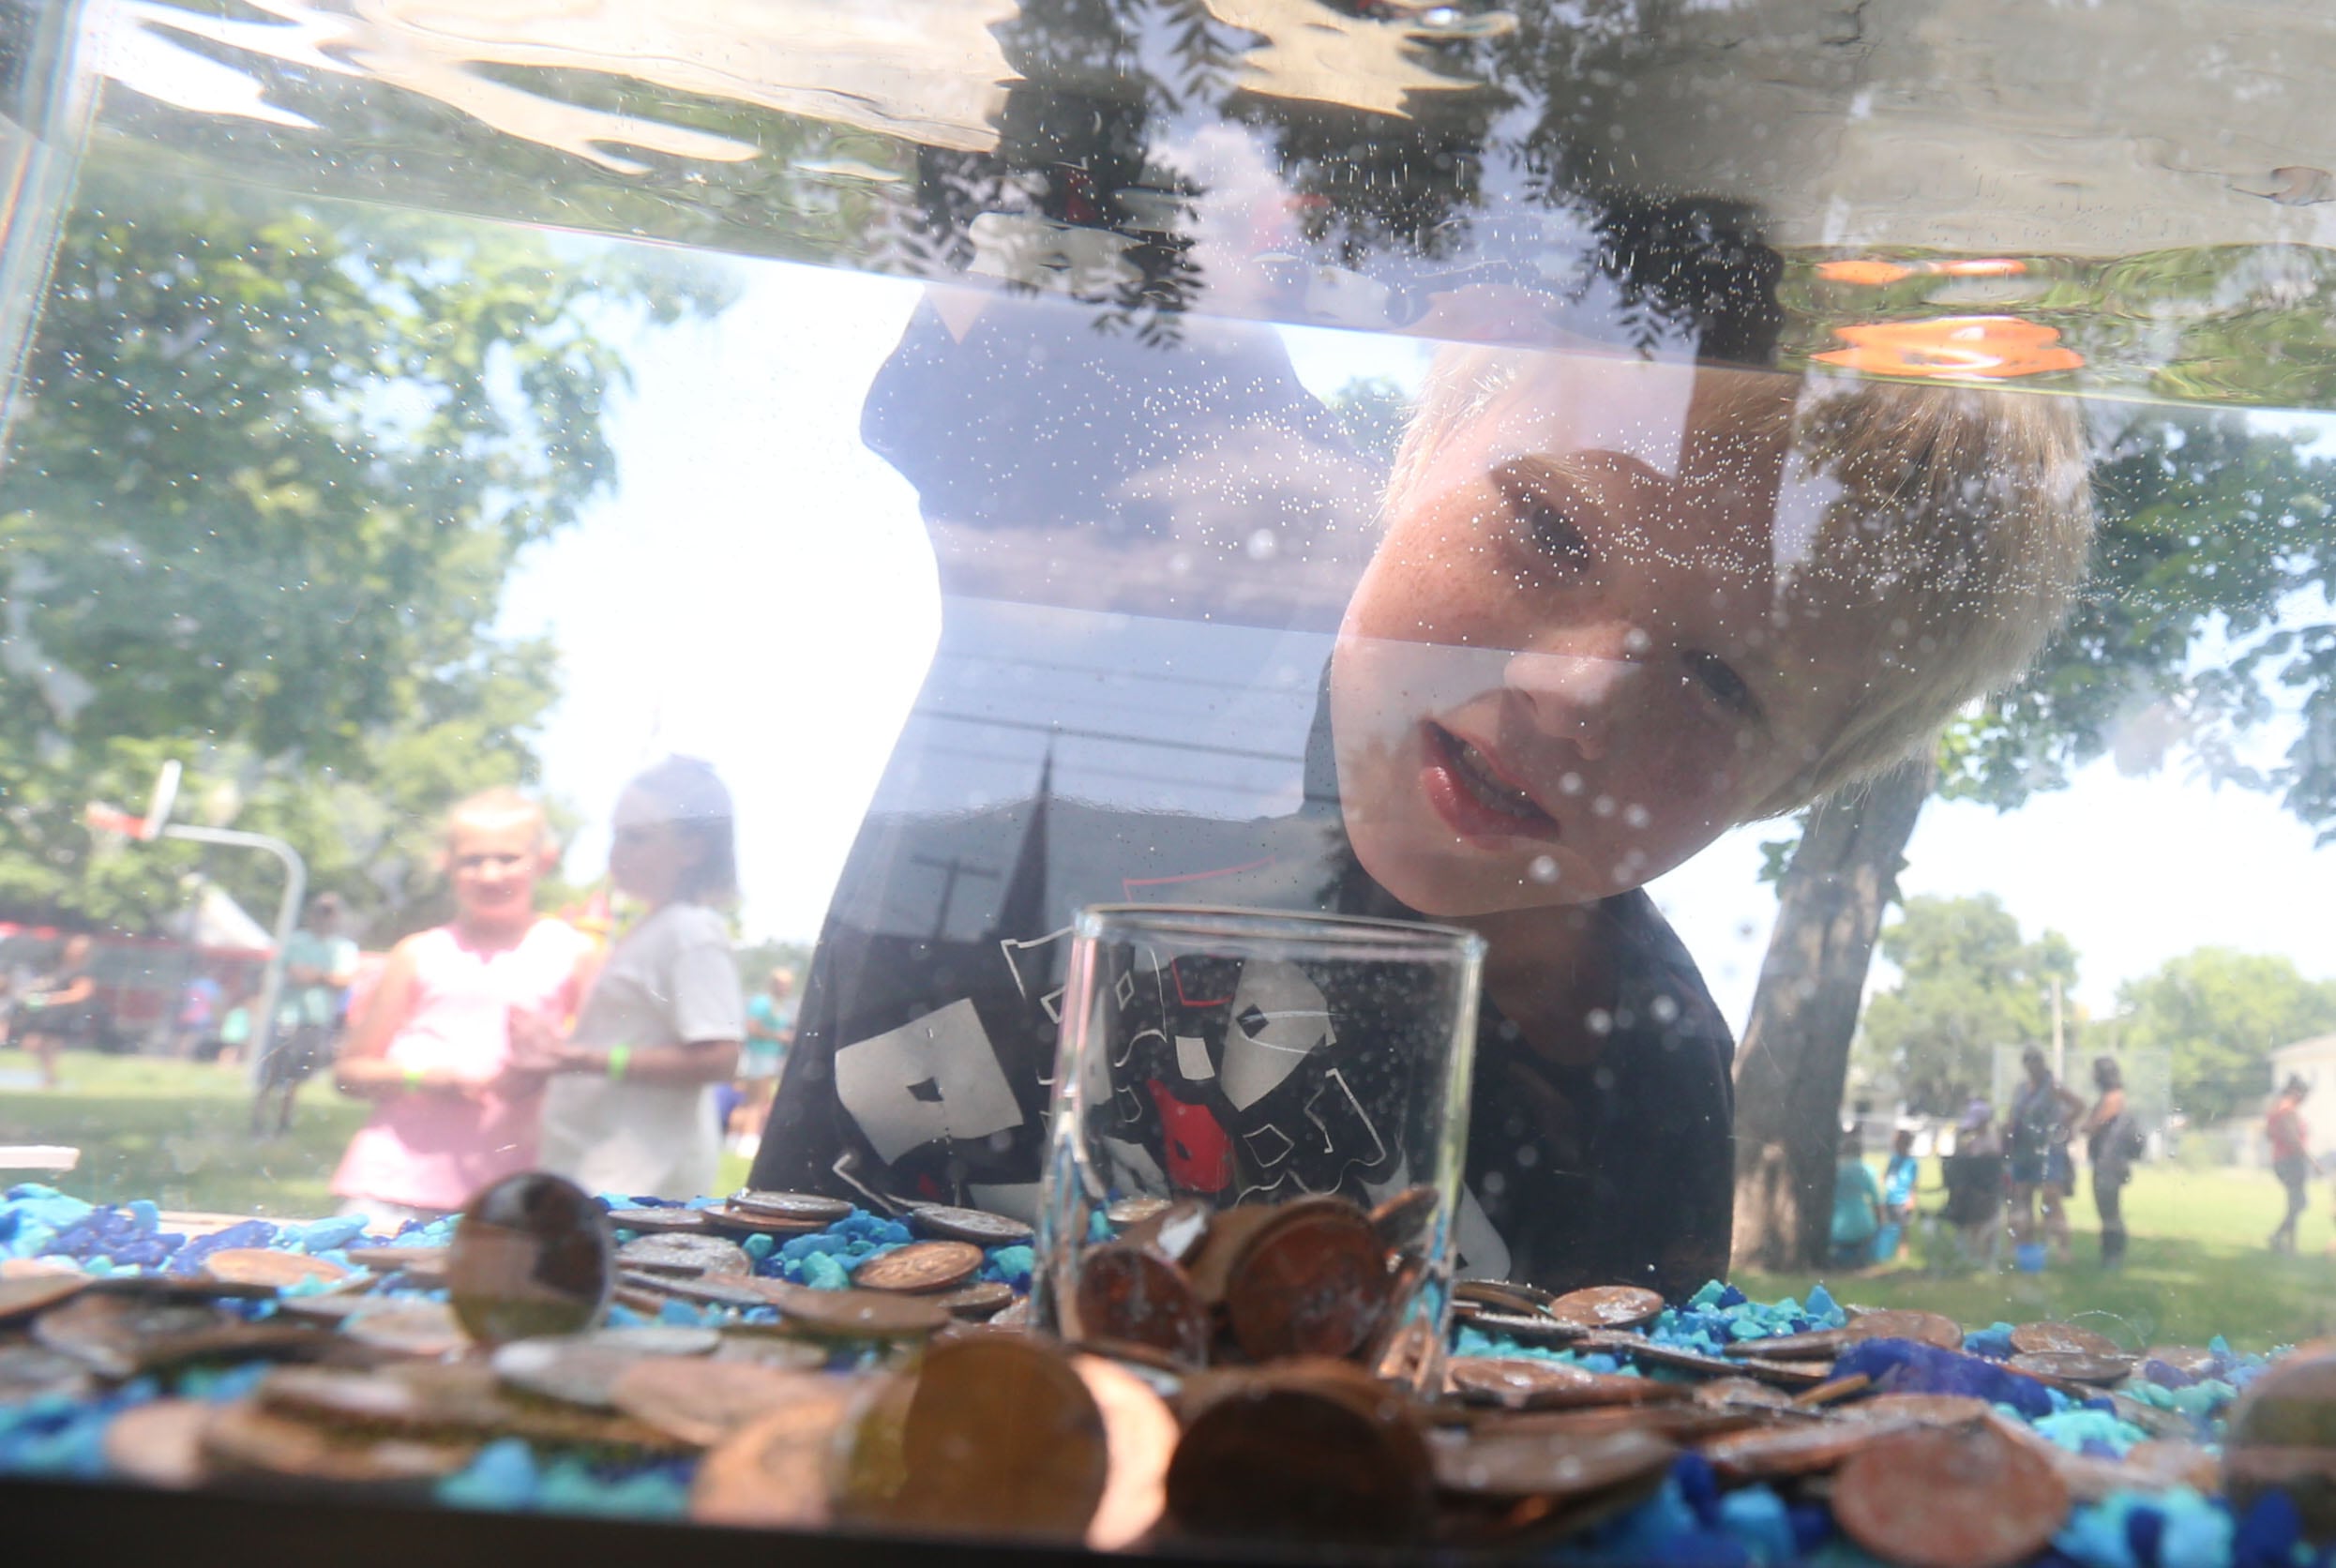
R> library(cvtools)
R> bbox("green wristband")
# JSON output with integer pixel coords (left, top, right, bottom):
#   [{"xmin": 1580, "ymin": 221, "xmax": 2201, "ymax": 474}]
[
  {"xmin": 403, "ymin": 1064, "xmax": 425, "ymax": 1092},
  {"xmin": 605, "ymin": 1044, "xmax": 631, "ymax": 1083}
]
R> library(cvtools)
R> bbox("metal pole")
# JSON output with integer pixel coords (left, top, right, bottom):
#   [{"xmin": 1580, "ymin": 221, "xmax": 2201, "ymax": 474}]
[
  {"xmin": 158, "ymin": 825, "xmax": 305, "ymax": 1089},
  {"xmin": 2051, "ymin": 977, "xmax": 2065, "ymax": 1085}
]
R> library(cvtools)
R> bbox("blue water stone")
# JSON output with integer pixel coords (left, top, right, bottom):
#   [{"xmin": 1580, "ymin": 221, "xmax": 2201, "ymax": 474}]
[
  {"xmin": 656, "ymin": 1299, "xmax": 706, "ymax": 1327},
  {"xmin": 293, "ymin": 1215, "xmax": 367, "ymax": 1253},
  {"xmin": 439, "ymin": 1438, "xmax": 540, "ymax": 1511},
  {"xmin": 2232, "ymin": 1491, "xmax": 2303, "ymax": 1568},
  {"xmin": 1966, "ymin": 1323, "xmax": 2020, "ymax": 1361},
  {"xmin": 741, "ymin": 1233, "xmax": 775, "ymax": 1263},
  {"xmin": 1831, "ymin": 1338, "xmax": 2057, "ymax": 1419},
  {"xmin": 604, "ymin": 1302, "xmax": 648, "ymax": 1329},
  {"xmin": 1803, "ymin": 1282, "xmax": 1845, "ymax": 1327},
  {"xmin": 1718, "ymin": 1485, "xmax": 1798, "ymax": 1565},
  {"xmin": 983, "ymin": 1244, "xmax": 1035, "ymax": 1291},
  {"xmin": 1674, "ymin": 1452, "xmax": 1724, "ymax": 1529},
  {"xmin": 798, "ymin": 1252, "xmax": 851, "ymax": 1291}
]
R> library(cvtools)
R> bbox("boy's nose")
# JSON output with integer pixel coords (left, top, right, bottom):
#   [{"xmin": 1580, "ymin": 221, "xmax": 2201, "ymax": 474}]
[{"xmin": 1502, "ymin": 649, "xmax": 1637, "ymax": 759}]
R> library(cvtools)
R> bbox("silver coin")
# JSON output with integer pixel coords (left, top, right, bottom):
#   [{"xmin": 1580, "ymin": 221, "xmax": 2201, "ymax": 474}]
[{"xmin": 614, "ymin": 1233, "xmax": 753, "ymax": 1278}]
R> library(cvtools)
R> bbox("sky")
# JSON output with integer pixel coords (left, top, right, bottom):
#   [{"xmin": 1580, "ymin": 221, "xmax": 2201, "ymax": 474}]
[{"xmin": 501, "ymin": 249, "xmax": 2336, "ymax": 1036}]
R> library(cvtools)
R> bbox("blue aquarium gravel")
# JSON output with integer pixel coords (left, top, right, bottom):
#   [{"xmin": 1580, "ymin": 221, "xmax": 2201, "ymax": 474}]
[{"xmin": 2, "ymin": 1184, "xmax": 2326, "ymax": 1566}]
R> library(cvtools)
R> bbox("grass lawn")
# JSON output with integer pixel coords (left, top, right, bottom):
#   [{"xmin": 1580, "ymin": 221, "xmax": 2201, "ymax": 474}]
[
  {"xmin": 0, "ymin": 1047, "xmax": 366, "ymax": 1217},
  {"xmin": 8, "ymin": 1049, "xmax": 2332, "ymax": 1350},
  {"xmin": 1739, "ymin": 1162, "xmax": 2336, "ymax": 1355}
]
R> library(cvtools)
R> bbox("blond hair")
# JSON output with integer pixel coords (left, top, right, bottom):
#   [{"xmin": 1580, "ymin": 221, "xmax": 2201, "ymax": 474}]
[
  {"xmin": 444, "ymin": 786, "xmax": 551, "ymax": 850},
  {"xmin": 1389, "ymin": 347, "xmax": 2097, "ymax": 818}
]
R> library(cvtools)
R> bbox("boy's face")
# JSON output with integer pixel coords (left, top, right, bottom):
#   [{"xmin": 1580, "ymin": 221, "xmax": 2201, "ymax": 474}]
[{"xmin": 1331, "ymin": 356, "xmax": 1875, "ymax": 918}]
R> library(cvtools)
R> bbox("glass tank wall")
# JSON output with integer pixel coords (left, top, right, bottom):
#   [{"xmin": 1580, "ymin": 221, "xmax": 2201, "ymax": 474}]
[{"xmin": 3, "ymin": 0, "xmax": 2335, "ymax": 1457}]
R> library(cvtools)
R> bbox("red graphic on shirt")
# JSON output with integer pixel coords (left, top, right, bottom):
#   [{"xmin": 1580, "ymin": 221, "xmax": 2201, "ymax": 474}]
[{"xmin": 1146, "ymin": 1079, "xmax": 1234, "ymax": 1192}]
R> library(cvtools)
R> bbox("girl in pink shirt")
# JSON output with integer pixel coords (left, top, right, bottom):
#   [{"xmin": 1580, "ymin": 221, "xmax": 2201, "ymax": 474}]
[{"xmin": 329, "ymin": 790, "xmax": 593, "ymax": 1229}]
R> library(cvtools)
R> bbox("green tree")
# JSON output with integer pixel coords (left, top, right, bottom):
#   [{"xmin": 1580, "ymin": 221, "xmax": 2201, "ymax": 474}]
[
  {"xmin": 2112, "ymin": 949, "xmax": 2336, "ymax": 1125},
  {"xmin": 0, "ymin": 168, "xmax": 731, "ymax": 937},
  {"xmin": 1856, "ymin": 895, "xmax": 2079, "ymax": 1115},
  {"xmin": 1323, "ymin": 375, "xmax": 1411, "ymax": 469},
  {"xmin": 1734, "ymin": 409, "xmax": 2336, "ymax": 1268}
]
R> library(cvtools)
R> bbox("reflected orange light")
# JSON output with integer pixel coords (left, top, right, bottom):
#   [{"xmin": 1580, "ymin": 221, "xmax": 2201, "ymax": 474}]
[
  {"xmin": 1816, "ymin": 260, "xmax": 1915, "ymax": 285},
  {"xmin": 1812, "ymin": 316, "xmax": 2083, "ymax": 379},
  {"xmin": 1930, "ymin": 258, "xmax": 2028, "ymax": 278}
]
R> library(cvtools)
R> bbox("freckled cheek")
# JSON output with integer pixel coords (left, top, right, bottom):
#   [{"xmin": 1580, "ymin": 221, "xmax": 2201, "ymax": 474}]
[{"xmin": 1604, "ymin": 721, "xmax": 1750, "ymax": 830}]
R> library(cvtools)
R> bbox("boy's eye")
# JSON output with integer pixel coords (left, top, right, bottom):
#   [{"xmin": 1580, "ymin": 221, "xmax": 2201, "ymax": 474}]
[
  {"xmin": 1494, "ymin": 464, "xmax": 1595, "ymax": 568},
  {"xmin": 1682, "ymin": 651, "xmax": 1761, "ymax": 720}
]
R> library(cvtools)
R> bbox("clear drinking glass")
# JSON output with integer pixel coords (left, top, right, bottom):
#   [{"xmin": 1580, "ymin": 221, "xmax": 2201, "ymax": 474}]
[{"xmin": 1032, "ymin": 904, "xmax": 1484, "ymax": 1391}]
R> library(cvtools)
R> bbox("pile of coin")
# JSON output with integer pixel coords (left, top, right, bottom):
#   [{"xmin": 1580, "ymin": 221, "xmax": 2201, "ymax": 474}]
[
  {"xmin": 5, "ymin": 1172, "xmax": 2326, "ymax": 1564},
  {"xmin": 1055, "ymin": 1187, "xmax": 1444, "ymax": 1383}
]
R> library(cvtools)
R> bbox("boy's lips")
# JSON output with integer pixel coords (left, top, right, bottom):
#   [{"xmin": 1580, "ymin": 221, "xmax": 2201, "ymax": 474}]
[{"xmin": 1418, "ymin": 722, "xmax": 1561, "ymax": 843}]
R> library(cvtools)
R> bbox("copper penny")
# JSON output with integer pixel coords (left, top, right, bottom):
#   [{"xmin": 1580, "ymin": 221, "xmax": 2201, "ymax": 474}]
[
  {"xmin": 908, "ymin": 1204, "xmax": 1035, "ymax": 1247},
  {"xmin": 35, "ymin": 1292, "xmax": 325, "ymax": 1378},
  {"xmin": 729, "ymin": 1190, "xmax": 852, "ymax": 1224},
  {"xmin": 1447, "ymin": 1357, "xmax": 1685, "ymax": 1412},
  {"xmin": 700, "ymin": 1204, "xmax": 831, "ymax": 1237},
  {"xmin": 1107, "ymin": 1196, "xmax": 1171, "ymax": 1228},
  {"xmin": 1454, "ymin": 1278, "xmax": 1559, "ymax": 1317},
  {"xmin": 937, "ymin": 1281, "xmax": 1017, "ymax": 1320},
  {"xmin": 1167, "ymin": 1363, "xmax": 1434, "ymax": 1543},
  {"xmin": 758, "ymin": 1280, "xmax": 951, "ymax": 1338},
  {"xmin": 1834, "ymin": 1420, "xmax": 2071, "ymax": 1568},
  {"xmin": 832, "ymin": 1332, "xmax": 1110, "ymax": 1541},
  {"xmin": 614, "ymin": 1232, "xmax": 751, "ymax": 1278},
  {"xmin": 2010, "ymin": 1320, "xmax": 2125, "ymax": 1358},
  {"xmin": 1575, "ymin": 1333, "xmax": 1828, "ymax": 1389},
  {"xmin": 1181, "ymin": 1206, "xmax": 1284, "ymax": 1306},
  {"xmin": 445, "ymin": 1171, "xmax": 611, "ymax": 1346},
  {"xmin": 489, "ymin": 1327, "xmax": 716, "ymax": 1410},
  {"xmin": 1726, "ymin": 1327, "xmax": 1853, "ymax": 1362},
  {"xmin": 1224, "ymin": 1202, "xmax": 1392, "ymax": 1363},
  {"xmin": 1072, "ymin": 1353, "xmax": 1181, "ymax": 1551},
  {"xmin": 620, "ymin": 1270, "xmax": 770, "ymax": 1311},
  {"xmin": 690, "ymin": 1377, "xmax": 867, "ymax": 1529},
  {"xmin": 1428, "ymin": 1420, "xmax": 1676, "ymax": 1499},
  {"xmin": 2008, "ymin": 1349, "xmax": 2134, "ymax": 1386},
  {"xmin": 1117, "ymin": 1198, "xmax": 1212, "ymax": 1264},
  {"xmin": 2221, "ymin": 1349, "xmax": 2336, "ymax": 1541},
  {"xmin": 1075, "ymin": 1243, "xmax": 1208, "ymax": 1366},
  {"xmin": 852, "ymin": 1241, "xmax": 984, "ymax": 1294},
  {"xmin": 102, "ymin": 1398, "xmax": 214, "ymax": 1488},
  {"xmin": 1545, "ymin": 1286, "xmax": 1665, "ymax": 1331},
  {"xmin": 1692, "ymin": 1377, "xmax": 1800, "ymax": 1411},
  {"xmin": 1468, "ymin": 1309, "xmax": 1585, "ymax": 1347},
  {"xmin": 607, "ymin": 1207, "xmax": 714, "ymax": 1235},
  {"xmin": 1703, "ymin": 1418, "xmax": 1906, "ymax": 1483},
  {"xmin": 1851, "ymin": 1393, "xmax": 1995, "ymax": 1425},
  {"xmin": 1846, "ymin": 1308, "xmax": 1965, "ymax": 1351},
  {"xmin": 0, "ymin": 1342, "xmax": 98, "ymax": 1404},
  {"xmin": 1792, "ymin": 1373, "xmax": 1873, "ymax": 1408},
  {"xmin": 200, "ymin": 1399, "xmax": 475, "ymax": 1487},
  {"xmin": 0, "ymin": 1272, "xmax": 88, "ymax": 1326},
  {"xmin": 342, "ymin": 1244, "xmax": 447, "ymax": 1274},
  {"xmin": 611, "ymin": 1356, "xmax": 835, "ymax": 1447},
  {"xmin": 339, "ymin": 1301, "xmax": 468, "ymax": 1359},
  {"xmin": 201, "ymin": 1249, "xmax": 353, "ymax": 1291},
  {"xmin": 1368, "ymin": 1186, "xmax": 1440, "ymax": 1257},
  {"xmin": 257, "ymin": 1362, "xmax": 688, "ymax": 1453}
]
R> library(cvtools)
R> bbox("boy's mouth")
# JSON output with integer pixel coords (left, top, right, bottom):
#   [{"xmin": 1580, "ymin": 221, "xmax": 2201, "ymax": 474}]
[{"xmin": 1420, "ymin": 722, "xmax": 1561, "ymax": 841}]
